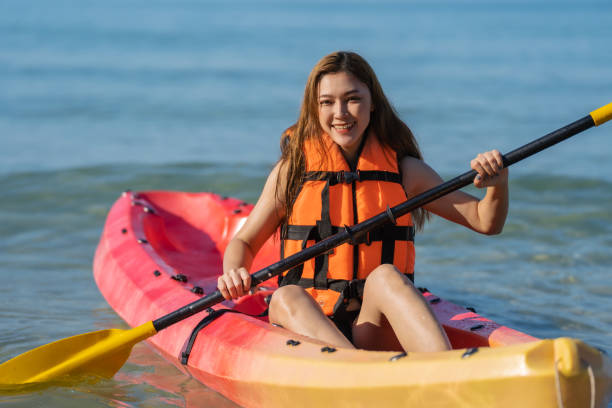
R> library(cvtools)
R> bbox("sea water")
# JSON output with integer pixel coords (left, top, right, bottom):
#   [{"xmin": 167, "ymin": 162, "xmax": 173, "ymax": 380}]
[{"xmin": 1, "ymin": 0, "xmax": 612, "ymax": 406}]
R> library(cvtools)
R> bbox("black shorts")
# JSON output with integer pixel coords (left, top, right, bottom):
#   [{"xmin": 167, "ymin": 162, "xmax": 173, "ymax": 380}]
[{"xmin": 329, "ymin": 309, "xmax": 360, "ymax": 343}]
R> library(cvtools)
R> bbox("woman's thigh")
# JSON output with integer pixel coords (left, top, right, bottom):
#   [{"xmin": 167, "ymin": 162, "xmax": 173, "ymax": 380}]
[
  {"xmin": 351, "ymin": 265, "xmax": 410, "ymax": 351},
  {"xmin": 269, "ymin": 284, "xmax": 354, "ymax": 349},
  {"xmin": 352, "ymin": 264, "xmax": 449, "ymax": 352}
]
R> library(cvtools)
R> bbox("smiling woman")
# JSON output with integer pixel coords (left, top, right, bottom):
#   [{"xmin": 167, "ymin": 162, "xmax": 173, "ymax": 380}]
[{"xmin": 218, "ymin": 51, "xmax": 510, "ymax": 353}]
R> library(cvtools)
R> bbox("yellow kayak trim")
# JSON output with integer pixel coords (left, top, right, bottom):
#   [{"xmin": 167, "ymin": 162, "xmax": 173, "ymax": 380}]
[{"xmin": 214, "ymin": 337, "xmax": 612, "ymax": 408}]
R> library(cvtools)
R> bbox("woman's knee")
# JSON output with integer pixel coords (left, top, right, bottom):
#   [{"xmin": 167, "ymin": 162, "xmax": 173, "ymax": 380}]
[
  {"xmin": 365, "ymin": 264, "xmax": 413, "ymax": 290},
  {"xmin": 269, "ymin": 285, "xmax": 310, "ymax": 322}
]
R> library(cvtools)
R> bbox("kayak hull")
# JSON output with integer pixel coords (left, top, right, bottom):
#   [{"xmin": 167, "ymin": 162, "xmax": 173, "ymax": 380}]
[{"xmin": 94, "ymin": 191, "xmax": 612, "ymax": 407}]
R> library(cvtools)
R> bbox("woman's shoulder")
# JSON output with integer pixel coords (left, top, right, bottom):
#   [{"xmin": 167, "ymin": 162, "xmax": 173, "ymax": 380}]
[
  {"xmin": 398, "ymin": 155, "xmax": 442, "ymax": 195},
  {"xmin": 398, "ymin": 155, "xmax": 429, "ymax": 173},
  {"xmin": 269, "ymin": 159, "xmax": 289, "ymax": 186}
]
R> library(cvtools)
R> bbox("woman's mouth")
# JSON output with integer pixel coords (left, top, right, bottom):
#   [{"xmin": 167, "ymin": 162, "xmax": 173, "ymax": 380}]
[{"xmin": 333, "ymin": 122, "xmax": 355, "ymax": 131}]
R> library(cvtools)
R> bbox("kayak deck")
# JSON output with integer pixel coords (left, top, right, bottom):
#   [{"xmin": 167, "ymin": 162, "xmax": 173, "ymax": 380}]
[{"xmin": 93, "ymin": 190, "xmax": 612, "ymax": 407}]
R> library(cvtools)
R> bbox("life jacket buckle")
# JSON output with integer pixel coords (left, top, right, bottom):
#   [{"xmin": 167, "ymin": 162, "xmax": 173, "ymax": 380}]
[{"xmin": 339, "ymin": 170, "xmax": 361, "ymax": 184}]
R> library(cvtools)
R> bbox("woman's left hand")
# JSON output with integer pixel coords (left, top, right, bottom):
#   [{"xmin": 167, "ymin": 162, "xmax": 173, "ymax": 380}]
[{"xmin": 470, "ymin": 149, "xmax": 508, "ymax": 188}]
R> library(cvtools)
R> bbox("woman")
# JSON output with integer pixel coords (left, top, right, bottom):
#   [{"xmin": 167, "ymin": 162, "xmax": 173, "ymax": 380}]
[{"xmin": 218, "ymin": 51, "xmax": 508, "ymax": 352}]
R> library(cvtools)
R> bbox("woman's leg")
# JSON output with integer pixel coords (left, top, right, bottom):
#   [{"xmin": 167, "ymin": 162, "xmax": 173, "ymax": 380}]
[
  {"xmin": 268, "ymin": 285, "xmax": 355, "ymax": 349},
  {"xmin": 352, "ymin": 264, "xmax": 451, "ymax": 352}
]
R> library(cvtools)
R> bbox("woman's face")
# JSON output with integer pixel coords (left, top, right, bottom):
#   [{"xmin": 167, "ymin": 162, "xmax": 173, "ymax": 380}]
[{"xmin": 317, "ymin": 71, "xmax": 373, "ymax": 162}]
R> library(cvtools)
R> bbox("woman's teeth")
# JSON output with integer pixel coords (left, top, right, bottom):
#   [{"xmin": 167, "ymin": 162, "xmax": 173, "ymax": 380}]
[{"xmin": 334, "ymin": 123, "xmax": 354, "ymax": 130}]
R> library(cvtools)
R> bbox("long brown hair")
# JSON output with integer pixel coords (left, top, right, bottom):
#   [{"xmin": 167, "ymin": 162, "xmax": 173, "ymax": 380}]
[{"xmin": 277, "ymin": 51, "xmax": 429, "ymax": 230}]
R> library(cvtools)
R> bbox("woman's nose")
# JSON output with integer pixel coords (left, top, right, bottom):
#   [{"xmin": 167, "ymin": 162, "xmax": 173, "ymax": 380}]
[{"xmin": 334, "ymin": 101, "xmax": 349, "ymax": 117}]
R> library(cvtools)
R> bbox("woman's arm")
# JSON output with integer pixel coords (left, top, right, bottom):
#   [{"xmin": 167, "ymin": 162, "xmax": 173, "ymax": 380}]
[
  {"xmin": 218, "ymin": 161, "xmax": 287, "ymax": 300},
  {"xmin": 401, "ymin": 150, "xmax": 509, "ymax": 235}
]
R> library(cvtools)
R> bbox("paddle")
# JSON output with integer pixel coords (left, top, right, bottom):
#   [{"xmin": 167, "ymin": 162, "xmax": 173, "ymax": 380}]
[{"xmin": 1, "ymin": 103, "xmax": 611, "ymax": 386}]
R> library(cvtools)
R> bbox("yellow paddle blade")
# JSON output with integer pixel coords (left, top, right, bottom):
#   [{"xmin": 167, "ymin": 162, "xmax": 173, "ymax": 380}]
[{"xmin": 0, "ymin": 322, "xmax": 156, "ymax": 385}]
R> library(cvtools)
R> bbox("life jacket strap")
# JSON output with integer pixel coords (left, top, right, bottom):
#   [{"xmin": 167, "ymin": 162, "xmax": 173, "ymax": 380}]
[
  {"xmin": 314, "ymin": 180, "xmax": 333, "ymax": 289},
  {"xmin": 283, "ymin": 224, "xmax": 415, "ymax": 245},
  {"xmin": 287, "ymin": 274, "xmax": 414, "ymax": 294},
  {"xmin": 303, "ymin": 170, "xmax": 402, "ymax": 186}
]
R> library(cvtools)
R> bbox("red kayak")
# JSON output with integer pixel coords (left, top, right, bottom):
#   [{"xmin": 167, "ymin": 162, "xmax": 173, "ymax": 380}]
[{"xmin": 93, "ymin": 190, "xmax": 612, "ymax": 407}]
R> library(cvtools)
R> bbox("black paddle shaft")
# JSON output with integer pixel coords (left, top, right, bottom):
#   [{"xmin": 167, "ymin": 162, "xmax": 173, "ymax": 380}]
[{"xmin": 152, "ymin": 114, "xmax": 595, "ymax": 332}]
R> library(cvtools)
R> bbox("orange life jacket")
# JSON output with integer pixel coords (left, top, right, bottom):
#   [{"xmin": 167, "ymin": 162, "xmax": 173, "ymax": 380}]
[{"xmin": 279, "ymin": 132, "xmax": 415, "ymax": 315}]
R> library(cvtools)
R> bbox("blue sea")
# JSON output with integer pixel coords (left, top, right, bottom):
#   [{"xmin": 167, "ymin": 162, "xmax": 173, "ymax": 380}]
[{"xmin": 1, "ymin": 0, "xmax": 611, "ymax": 406}]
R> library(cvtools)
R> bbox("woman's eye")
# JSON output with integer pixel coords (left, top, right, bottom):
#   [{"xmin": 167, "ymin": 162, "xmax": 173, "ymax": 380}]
[
  {"xmin": 319, "ymin": 100, "xmax": 332, "ymax": 106},
  {"xmin": 348, "ymin": 96, "xmax": 361, "ymax": 103}
]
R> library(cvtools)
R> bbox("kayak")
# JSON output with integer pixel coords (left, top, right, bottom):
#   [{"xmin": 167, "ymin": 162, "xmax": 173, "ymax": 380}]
[{"xmin": 93, "ymin": 190, "xmax": 612, "ymax": 408}]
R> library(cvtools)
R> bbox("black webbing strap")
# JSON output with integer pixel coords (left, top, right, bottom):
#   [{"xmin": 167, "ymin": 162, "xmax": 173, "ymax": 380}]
[
  {"xmin": 279, "ymin": 223, "xmax": 311, "ymax": 287},
  {"xmin": 303, "ymin": 170, "xmax": 402, "ymax": 186},
  {"xmin": 293, "ymin": 278, "xmax": 365, "ymax": 296},
  {"xmin": 292, "ymin": 273, "xmax": 414, "ymax": 296},
  {"xmin": 381, "ymin": 240, "xmax": 395, "ymax": 264},
  {"xmin": 284, "ymin": 224, "xmax": 415, "ymax": 245},
  {"xmin": 279, "ymin": 264, "xmax": 303, "ymax": 287},
  {"xmin": 314, "ymin": 180, "xmax": 333, "ymax": 289},
  {"xmin": 180, "ymin": 307, "xmax": 269, "ymax": 365}
]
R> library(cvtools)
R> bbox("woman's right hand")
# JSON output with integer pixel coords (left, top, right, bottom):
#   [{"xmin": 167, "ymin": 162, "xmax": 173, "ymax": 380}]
[{"xmin": 217, "ymin": 267, "xmax": 252, "ymax": 300}]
